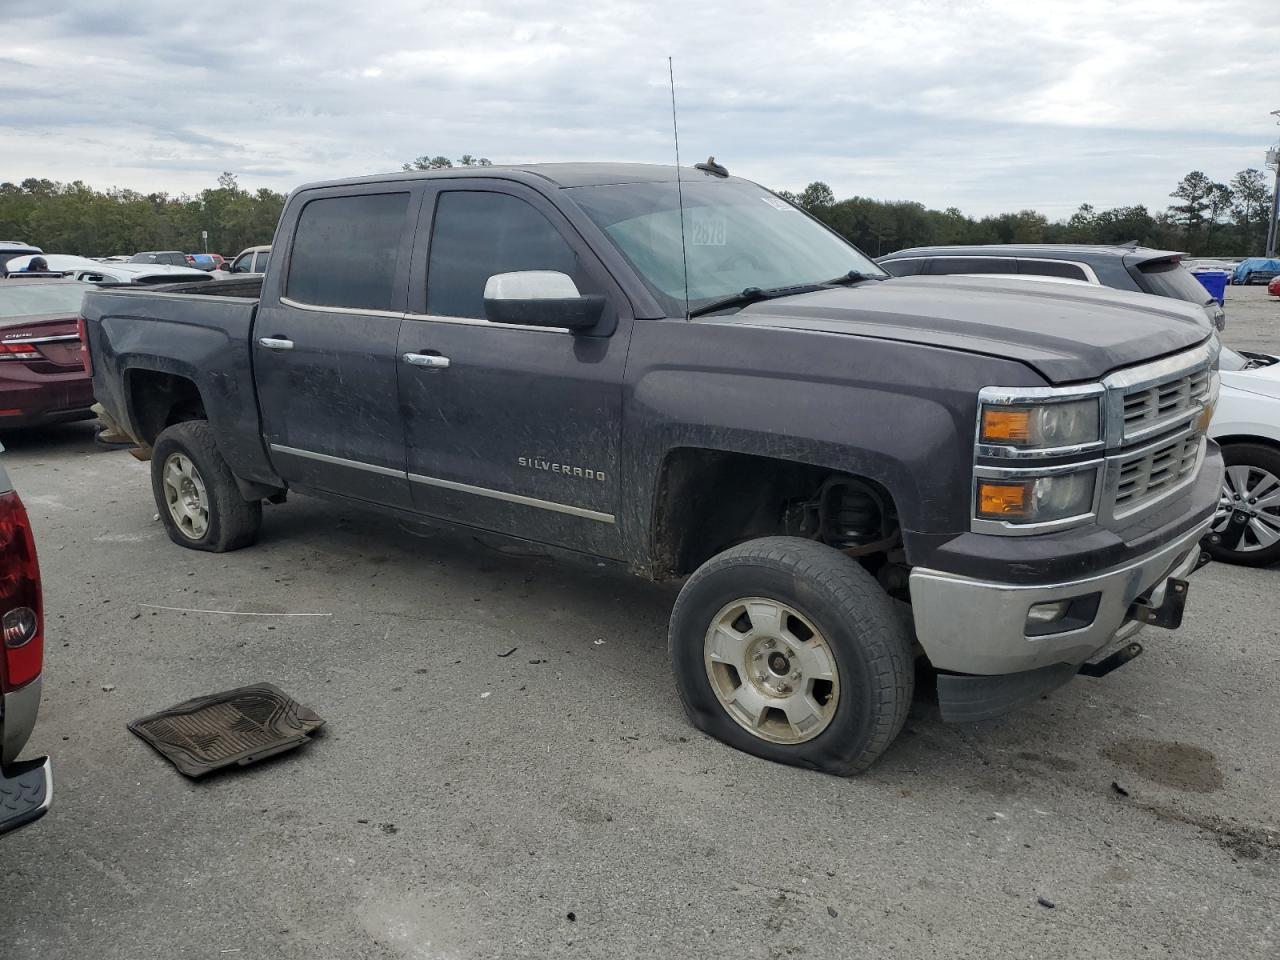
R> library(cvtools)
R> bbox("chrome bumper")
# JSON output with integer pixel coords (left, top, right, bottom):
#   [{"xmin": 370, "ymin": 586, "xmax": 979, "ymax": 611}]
[
  {"xmin": 1, "ymin": 676, "xmax": 42, "ymax": 767},
  {"xmin": 909, "ymin": 519, "xmax": 1212, "ymax": 676}
]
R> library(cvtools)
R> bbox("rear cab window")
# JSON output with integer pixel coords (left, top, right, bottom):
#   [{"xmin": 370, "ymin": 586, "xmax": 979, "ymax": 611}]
[
  {"xmin": 286, "ymin": 193, "xmax": 410, "ymax": 311},
  {"xmin": 1132, "ymin": 258, "xmax": 1212, "ymax": 306}
]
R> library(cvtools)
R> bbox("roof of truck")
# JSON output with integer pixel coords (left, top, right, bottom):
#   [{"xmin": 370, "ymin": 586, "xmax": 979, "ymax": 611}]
[{"xmin": 295, "ymin": 162, "xmax": 738, "ymax": 193}]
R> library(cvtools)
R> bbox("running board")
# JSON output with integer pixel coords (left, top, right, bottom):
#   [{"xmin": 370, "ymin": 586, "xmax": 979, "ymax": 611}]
[{"xmin": 0, "ymin": 756, "xmax": 52, "ymax": 836}]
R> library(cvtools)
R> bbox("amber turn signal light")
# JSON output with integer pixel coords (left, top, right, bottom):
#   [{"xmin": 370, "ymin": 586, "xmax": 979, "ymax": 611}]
[
  {"xmin": 977, "ymin": 481, "xmax": 1029, "ymax": 517},
  {"xmin": 980, "ymin": 409, "xmax": 1031, "ymax": 443}
]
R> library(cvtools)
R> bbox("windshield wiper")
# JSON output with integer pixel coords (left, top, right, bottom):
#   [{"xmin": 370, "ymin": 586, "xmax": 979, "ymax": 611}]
[
  {"xmin": 823, "ymin": 269, "xmax": 881, "ymax": 286},
  {"xmin": 688, "ymin": 282, "xmax": 827, "ymax": 318}
]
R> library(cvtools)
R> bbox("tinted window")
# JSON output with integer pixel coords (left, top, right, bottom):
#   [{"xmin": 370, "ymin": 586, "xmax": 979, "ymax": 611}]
[
  {"xmin": 1019, "ymin": 259, "xmax": 1088, "ymax": 281},
  {"xmin": 287, "ymin": 193, "xmax": 409, "ymax": 310},
  {"xmin": 878, "ymin": 258, "xmax": 923, "ymax": 277},
  {"xmin": 927, "ymin": 257, "xmax": 1017, "ymax": 275},
  {"xmin": 1136, "ymin": 259, "xmax": 1212, "ymax": 305},
  {"xmin": 426, "ymin": 191, "xmax": 578, "ymax": 319},
  {"xmin": 255, "ymin": 251, "xmax": 270, "ymax": 272}
]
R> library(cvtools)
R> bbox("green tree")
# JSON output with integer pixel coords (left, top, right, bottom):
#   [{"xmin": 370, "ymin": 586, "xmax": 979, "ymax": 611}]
[
  {"xmin": 1229, "ymin": 168, "xmax": 1272, "ymax": 253},
  {"xmin": 1168, "ymin": 171, "xmax": 1213, "ymax": 239},
  {"xmin": 402, "ymin": 154, "xmax": 492, "ymax": 171}
]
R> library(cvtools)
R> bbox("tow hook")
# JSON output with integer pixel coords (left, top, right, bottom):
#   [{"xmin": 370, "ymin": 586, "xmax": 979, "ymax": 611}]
[{"xmin": 1079, "ymin": 642, "xmax": 1144, "ymax": 678}]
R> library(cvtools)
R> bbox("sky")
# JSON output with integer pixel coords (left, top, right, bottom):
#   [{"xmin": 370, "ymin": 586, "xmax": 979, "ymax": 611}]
[{"xmin": 0, "ymin": 0, "xmax": 1277, "ymax": 218}]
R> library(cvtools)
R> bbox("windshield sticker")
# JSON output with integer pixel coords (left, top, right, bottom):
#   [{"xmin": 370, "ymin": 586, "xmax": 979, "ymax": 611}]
[
  {"xmin": 690, "ymin": 209, "xmax": 726, "ymax": 246},
  {"xmin": 760, "ymin": 196, "xmax": 794, "ymax": 211}
]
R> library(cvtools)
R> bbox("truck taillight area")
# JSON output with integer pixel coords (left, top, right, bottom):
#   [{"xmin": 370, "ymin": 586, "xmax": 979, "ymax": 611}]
[
  {"xmin": 0, "ymin": 490, "xmax": 43, "ymax": 692},
  {"xmin": 76, "ymin": 315, "xmax": 93, "ymax": 378}
]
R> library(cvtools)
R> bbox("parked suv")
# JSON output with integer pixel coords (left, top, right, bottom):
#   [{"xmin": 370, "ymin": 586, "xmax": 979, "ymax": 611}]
[
  {"xmin": 82, "ymin": 163, "xmax": 1222, "ymax": 775},
  {"xmin": 877, "ymin": 243, "xmax": 1227, "ymax": 332},
  {"xmin": 0, "ymin": 454, "xmax": 52, "ymax": 835}
]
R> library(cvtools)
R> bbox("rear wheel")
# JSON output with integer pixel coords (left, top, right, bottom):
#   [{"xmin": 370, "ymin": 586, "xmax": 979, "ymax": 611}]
[
  {"xmin": 1205, "ymin": 442, "xmax": 1280, "ymax": 566},
  {"xmin": 669, "ymin": 537, "xmax": 913, "ymax": 775},
  {"xmin": 151, "ymin": 420, "xmax": 262, "ymax": 552}
]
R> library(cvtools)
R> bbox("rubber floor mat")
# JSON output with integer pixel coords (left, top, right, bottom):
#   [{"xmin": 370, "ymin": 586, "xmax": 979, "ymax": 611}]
[{"xmin": 128, "ymin": 683, "xmax": 324, "ymax": 778}]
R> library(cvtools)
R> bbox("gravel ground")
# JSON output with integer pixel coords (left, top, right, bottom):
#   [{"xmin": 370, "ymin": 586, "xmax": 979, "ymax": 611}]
[
  {"xmin": 0, "ymin": 292, "xmax": 1277, "ymax": 959},
  {"xmin": 1223, "ymin": 282, "xmax": 1280, "ymax": 353}
]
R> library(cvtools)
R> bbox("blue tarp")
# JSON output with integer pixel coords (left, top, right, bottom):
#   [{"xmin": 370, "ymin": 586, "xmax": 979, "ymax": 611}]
[{"xmin": 1231, "ymin": 258, "xmax": 1280, "ymax": 283}]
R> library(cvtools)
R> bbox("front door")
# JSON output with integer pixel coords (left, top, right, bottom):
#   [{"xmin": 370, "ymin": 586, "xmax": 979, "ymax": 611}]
[
  {"xmin": 397, "ymin": 181, "xmax": 631, "ymax": 557},
  {"xmin": 254, "ymin": 186, "xmax": 418, "ymax": 508}
]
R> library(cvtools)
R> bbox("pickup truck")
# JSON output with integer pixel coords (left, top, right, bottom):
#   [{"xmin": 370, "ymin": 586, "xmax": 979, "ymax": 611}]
[{"xmin": 81, "ymin": 162, "xmax": 1223, "ymax": 775}]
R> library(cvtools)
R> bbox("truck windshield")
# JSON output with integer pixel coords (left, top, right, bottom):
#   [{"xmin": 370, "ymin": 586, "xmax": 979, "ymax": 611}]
[{"xmin": 569, "ymin": 179, "xmax": 883, "ymax": 316}]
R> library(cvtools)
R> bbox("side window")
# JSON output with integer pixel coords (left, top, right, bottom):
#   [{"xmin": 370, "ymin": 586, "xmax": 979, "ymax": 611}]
[
  {"xmin": 286, "ymin": 192, "xmax": 409, "ymax": 311},
  {"xmin": 426, "ymin": 191, "xmax": 580, "ymax": 320},
  {"xmin": 927, "ymin": 257, "xmax": 1017, "ymax": 275},
  {"xmin": 254, "ymin": 251, "xmax": 270, "ymax": 272},
  {"xmin": 878, "ymin": 258, "xmax": 922, "ymax": 277},
  {"xmin": 231, "ymin": 255, "xmax": 250, "ymax": 273},
  {"xmin": 1019, "ymin": 260, "xmax": 1089, "ymax": 281}
]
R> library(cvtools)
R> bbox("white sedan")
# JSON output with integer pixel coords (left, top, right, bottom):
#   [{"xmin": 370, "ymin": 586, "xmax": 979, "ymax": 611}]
[
  {"xmin": 3, "ymin": 254, "xmax": 212, "ymax": 285},
  {"xmin": 1207, "ymin": 347, "xmax": 1280, "ymax": 565}
]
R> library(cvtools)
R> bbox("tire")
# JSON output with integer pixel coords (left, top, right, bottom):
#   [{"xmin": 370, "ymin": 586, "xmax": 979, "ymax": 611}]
[
  {"xmin": 669, "ymin": 536, "xmax": 914, "ymax": 776},
  {"xmin": 1204, "ymin": 442, "xmax": 1280, "ymax": 567},
  {"xmin": 150, "ymin": 420, "xmax": 262, "ymax": 552}
]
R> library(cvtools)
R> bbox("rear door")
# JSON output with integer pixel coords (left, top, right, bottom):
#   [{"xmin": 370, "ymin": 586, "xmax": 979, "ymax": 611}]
[
  {"xmin": 253, "ymin": 184, "xmax": 419, "ymax": 508},
  {"xmin": 397, "ymin": 180, "xmax": 632, "ymax": 557}
]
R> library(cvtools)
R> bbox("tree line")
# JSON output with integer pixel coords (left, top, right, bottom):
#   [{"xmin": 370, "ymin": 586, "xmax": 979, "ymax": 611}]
[
  {"xmin": 778, "ymin": 169, "xmax": 1275, "ymax": 257},
  {"xmin": 1, "ymin": 159, "xmax": 1272, "ymax": 260},
  {"xmin": 0, "ymin": 173, "xmax": 284, "ymax": 258}
]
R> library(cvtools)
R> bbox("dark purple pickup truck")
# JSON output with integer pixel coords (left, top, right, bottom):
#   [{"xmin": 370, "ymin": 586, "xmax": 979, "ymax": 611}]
[{"xmin": 81, "ymin": 162, "xmax": 1222, "ymax": 775}]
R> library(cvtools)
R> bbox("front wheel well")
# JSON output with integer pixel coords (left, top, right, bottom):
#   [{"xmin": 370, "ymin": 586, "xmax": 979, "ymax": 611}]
[
  {"xmin": 650, "ymin": 448, "xmax": 902, "ymax": 580},
  {"xmin": 126, "ymin": 370, "xmax": 207, "ymax": 446}
]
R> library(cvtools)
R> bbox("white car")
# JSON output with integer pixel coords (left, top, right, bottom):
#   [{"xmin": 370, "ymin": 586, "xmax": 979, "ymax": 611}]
[
  {"xmin": 1207, "ymin": 348, "xmax": 1280, "ymax": 565},
  {"xmin": 2, "ymin": 254, "xmax": 212, "ymax": 285}
]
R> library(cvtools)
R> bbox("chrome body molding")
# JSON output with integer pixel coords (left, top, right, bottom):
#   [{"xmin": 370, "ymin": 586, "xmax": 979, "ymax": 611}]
[
  {"xmin": 268, "ymin": 443, "xmax": 404, "ymax": 478},
  {"xmin": 408, "ymin": 473, "xmax": 615, "ymax": 523},
  {"xmin": 266, "ymin": 443, "xmax": 614, "ymax": 523}
]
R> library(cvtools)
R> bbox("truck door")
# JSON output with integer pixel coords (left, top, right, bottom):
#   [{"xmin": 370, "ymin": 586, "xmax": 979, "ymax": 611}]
[
  {"xmin": 253, "ymin": 185, "xmax": 418, "ymax": 508},
  {"xmin": 397, "ymin": 181, "xmax": 631, "ymax": 557}
]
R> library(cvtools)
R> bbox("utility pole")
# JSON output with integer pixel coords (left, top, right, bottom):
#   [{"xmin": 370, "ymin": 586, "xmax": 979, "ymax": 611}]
[{"xmin": 1267, "ymin": 110, "xmax": 1280, "ymax": 258}]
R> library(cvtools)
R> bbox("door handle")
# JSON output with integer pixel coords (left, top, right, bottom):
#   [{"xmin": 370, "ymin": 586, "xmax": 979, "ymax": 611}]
[
  {"xmin": 258, "ymin": 337, "xmax": 294, "ymax": 351},
  {"xmin": 402, "ymin": 352, "xmax": 451, "ymax": 369}
]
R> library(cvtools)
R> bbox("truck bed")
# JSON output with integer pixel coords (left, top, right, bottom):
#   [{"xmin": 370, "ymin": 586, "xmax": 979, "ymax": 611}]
[{"xmin": 80, "ymin": 279, "xmax": 278, "ymax": 488}]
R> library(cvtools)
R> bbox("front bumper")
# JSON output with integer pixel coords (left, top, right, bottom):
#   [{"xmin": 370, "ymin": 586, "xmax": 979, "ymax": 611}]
[{"xmin": 910, "ymin": 513, "xmax": 1213, "ymax": 678}]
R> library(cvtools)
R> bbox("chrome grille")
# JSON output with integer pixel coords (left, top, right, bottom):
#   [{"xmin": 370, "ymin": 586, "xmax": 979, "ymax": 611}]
[
  {"xmin": 1112, "ymin": 433, "xmax": 1202, "ymax": 514},
  {"xmin": 1118, "ymin": 368, "xmax": 1211, "ymax": 443}
]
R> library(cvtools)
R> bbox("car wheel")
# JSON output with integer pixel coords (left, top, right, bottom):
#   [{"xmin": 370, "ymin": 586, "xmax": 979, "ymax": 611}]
[
  {"xmin": 151, "ymin": 420, "xmax": 262, "ymax": 552},
  {"xmin": 1204, "ymin": 442, "xmax": 1280, "ymax": 566},
  {"xmin": 669, "ymin": 537, "xmax": 914, "ymax": 775}
]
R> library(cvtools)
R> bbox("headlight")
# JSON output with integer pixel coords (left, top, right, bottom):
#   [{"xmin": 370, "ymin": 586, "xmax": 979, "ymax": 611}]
[
  {"xmin": 975, "ymin": 468, "xmax": 1097, "ymax": 525},
  {"xmin": 979, "ymin": 397, "xmax": 1101, "ymax": 451}
]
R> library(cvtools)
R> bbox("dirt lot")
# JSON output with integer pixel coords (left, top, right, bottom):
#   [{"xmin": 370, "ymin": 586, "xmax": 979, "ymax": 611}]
[{"xmin": 1, "ymin": 291, "xmax": 1277, "ymax": 959}]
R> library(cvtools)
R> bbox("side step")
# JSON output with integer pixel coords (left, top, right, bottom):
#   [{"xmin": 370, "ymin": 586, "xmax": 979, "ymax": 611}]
[{"xmin": 0, "ymin": 756, "xmax": 52, "ymax": 836}]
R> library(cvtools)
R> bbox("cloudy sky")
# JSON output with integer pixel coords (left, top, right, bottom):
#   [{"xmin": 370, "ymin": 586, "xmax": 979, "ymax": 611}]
[{"xmin": 1, "ymin": 0, "xmax": 1277, "ymax": 217}]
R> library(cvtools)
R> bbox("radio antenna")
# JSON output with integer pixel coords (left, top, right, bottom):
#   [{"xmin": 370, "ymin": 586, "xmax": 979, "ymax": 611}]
[{"xmin": 668, "ymin": 56, "xmax": 691, "ymax": 321}]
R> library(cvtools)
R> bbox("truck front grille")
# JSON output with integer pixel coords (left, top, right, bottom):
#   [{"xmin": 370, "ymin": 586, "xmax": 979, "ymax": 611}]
[
  {"xmin": 1119, "ymin": 368, "xmax": 1211, "ymax": 443},
  {"xmin": 1112, "ymin": 433, "xmax": 1203, "ymax": 514}
]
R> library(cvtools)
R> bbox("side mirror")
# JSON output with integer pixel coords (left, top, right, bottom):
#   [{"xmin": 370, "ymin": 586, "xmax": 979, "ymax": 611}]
[{"xmin": 483, "ymin": 271, "xmax": 605, "ymax": 331}]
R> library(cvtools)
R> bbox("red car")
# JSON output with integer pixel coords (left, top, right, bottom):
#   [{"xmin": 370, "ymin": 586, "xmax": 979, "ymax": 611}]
[
  {"xmin": 0, "ymin": 277, "xmax": 95, "ymax": 430},
  {"xmin": 1268, "ymin": 275, "xmax": 1280, "ymax": 298}
]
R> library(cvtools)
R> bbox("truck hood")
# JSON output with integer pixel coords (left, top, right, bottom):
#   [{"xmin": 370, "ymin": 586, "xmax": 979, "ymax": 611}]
[{"xmin": 720, "ymin": 275, "xmax": 1211, "ymax": 384}]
